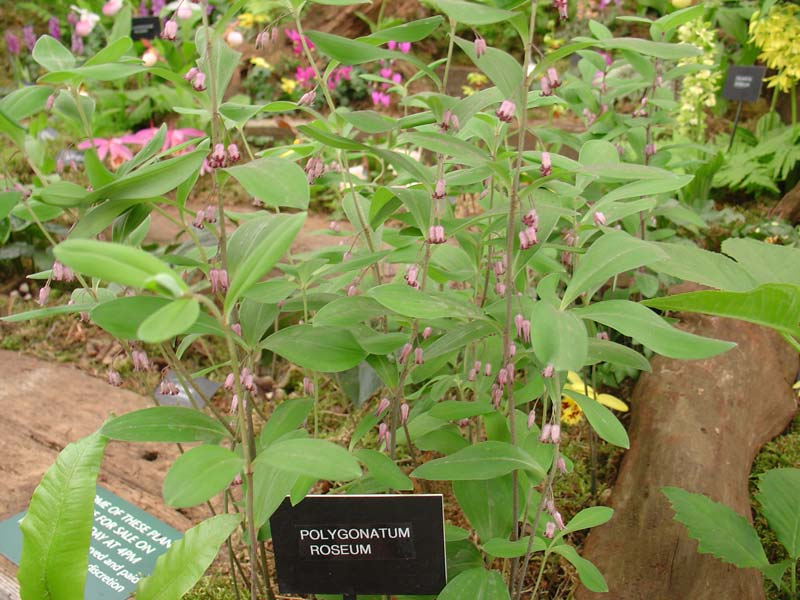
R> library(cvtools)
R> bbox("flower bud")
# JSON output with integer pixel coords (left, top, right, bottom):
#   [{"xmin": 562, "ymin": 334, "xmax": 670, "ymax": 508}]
[
  {"xmin": 303, "ymin": 376, "xmax": 315, "ymax": 396},
  {"xmin": 226, "ymin": 30, "xmax": 243, "ymax": 47},
  {"xmin": 161, "ymin": 19, "xmax": 177, "ymax": 41},
  {"xmin": 375, "ymin": 398, "xmax": 390, "ymax": 417},
  {"xmin": 46, "ymin": 94, "xmax": 56, "ymax": 111},
  {"xmin": 142, "ymin": 49, "xmax": 158, "ymax": 67},
  {"xmin": 399, "ymin": 342, "xmax": 413, "ymax": 364},
  {"xmin": 400, "ymin": 402, "xmax": 410, "ymax": 425},
  {"xmin": 474, "ymin": 35, "xmax": 487, "ymax": 58},
  {"xmin": 177, "ymin": 3, "xmax": 193, "ymax": 19},
  {"xmin": 103, "ymin": 0, "xmax": 123, "ymax": 16},
  {"xmin": 298, "ymin": 90, "xmax": 316, "ymax": 106},
  {"xmin": 414, "ymin": 347, "xmax": 424, "ymax": 365},
  {"xmin": 422, "ymin": 326, "xmax": 432, "ymax": 340},
  {"xmin": 484, "ymin": 363, "xmax": 492, "ymax": 377},
  {"xmin": 224, "ymin": 373, "xmax": 235, "ymax": 390},
  {"xmin": 556, "ymin": 456, "xmax": 567, "ymax": 474},
  {"xmin": 540, "ymin": 151, "xmax": 552, "ymax": 177},
  {"xmin": 191, "ymin": 71, "xmax": 207, "ymax": 91},
  {"xmin": 542, "ymin": 363, "xmax": 554, "ymax": 378},
  {"xmin": 547, "ymin": 67, "xmax": 561, "ymax": 88},
  {"xmin": 527, "ymin": 409, "xmax": 537, "ymax": 429},
  {"xmin": 107, "ymin": 369, "xmax": 122, "ymax": 387},
  {"xmin": 496, "ymin": 100, "xmax": 516, "ymax": 123},
  {"xmin": 540, "ymin": 423, "xmax": 552, "ymax": 443},
  {"xmin": 37, "ymin": 284, "xmax": 50, "ymax": 306},
  {"xmin": 540, "ymin": 75, "xmax": 552, "ymax": 96},
  {"xmin": 544, "ymin": 520, "xmax": 556, "ymax": 538},
  {"xmin": 227, "ymin": 143, "xmax": 240, "ymax": 163},
  {"xmin": 432, "ymin": 178, "xmax": 446, "ymax": 200},
  {"xmin": 593, "ymin": 211, "xmax": 607, "ymax": 227}
]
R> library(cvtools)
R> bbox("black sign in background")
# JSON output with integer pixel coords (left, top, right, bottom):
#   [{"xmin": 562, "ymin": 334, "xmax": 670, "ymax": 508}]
[
  {"xmin": 722, "ymin": 65, "xmax": 767, "ymax": 102},
  {"xmin": 131, "ymin": 17, "xmax": 161, "ymax": 41},
  {"xmin": 270, "ymin": 495, "xmax": 447, "ymax": 596}
]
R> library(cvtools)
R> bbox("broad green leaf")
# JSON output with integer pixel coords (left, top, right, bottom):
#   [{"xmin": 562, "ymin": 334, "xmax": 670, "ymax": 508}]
[
  {"xmin": 1, "ymin": 303, "xmax": 94, "ymax": 323},
  {"xmin": 54, "ymin": 240, "xmax": 186, "ymax": 294},
  {"xmin": 242, "ymin": 280, "xmax": 297, "ymax": 304},
  {"xmin": 252, "ymin": 461, "xmax": 298, "ymax": 528},
  {"xmin": 430, "ymin": 401, "xmax": 496, "ymax": 420},
  {"xmin": 483, "ymin": 536, "xmax": 545, "ymax": 558},
  {"xmin": 434, "ymin": 0, "xmax": 514, "ymax": 25},
  {"xmin": 262, "ymin": 324, "xmax": 366, "ymax": 372},
  {"xmin": 86, "ymin": 147, "xmax": 206, "ymax": 203},
  {"xmin": 586, "ymin": 338, "xmax": 651, "ymax": 372},
  {"xmin": 453, "ymin": 475, "xmax": 515, "ymax": 542},
  {"xmin": 368, "ymin": 284, "xmax": 476, "ymax": 320},
  {"xmin": 663, "ymin": 487, "xmax": 769, "ymax": 569},
  {"xmin": 163, "ymin": 445, "xmax": 243, "ymax": 507},
  {"xmin": 643, "ymin": 284, "xmax": 800, "ymax": 338},
  {"xmin": 425, "ymin": 321, "xmax": 498, "ymax": 360},
  {"xmin": 565, "ymin": 390, "xmax": 629, "ymax": 448},
  {"xmin": 135, "ymin": 514, "xmax": 241, "ymax": 600},
  {"xmin": 651, "ymin": 4, "xmax": 706, "ymax": 37},
  {"xmin": 438, "ymin": 567, "xmax": 510, "ymax": 600},
  {"xmin": 575, "ymin": 36, "xmax": 703, "ymax": 59},
  {"xmin": 18, "ymin": 431, "xmax": 107, "ymax": 600},
  {"xmin": 762, "ymin": 560, "xmax": 793, "ymax": 589},
  {"xmin": 563, "ymin": 506, "xmax": 614, "ymax": 533},
  {"xmin": 224, "ymin": 157, "xmax": 309, "ymax": 209},
  {"xmin": 721, "ymin": 238, "xmax": 800, "ymax": 287},
  {"xmin": 531, "ymin": 302, "xmax": 588, "ymax": 371},
  {"xmin": 83, "ymin": 37, "xmax": 133, "ymax": 66},
  {"xmin": 137, "ymin": 298, "xmax": 200, "ymax": 343},
  {"xmin": 411, "ymin": 441, "xmax": 545, "ymax": 481},
  {"xmin": 454, "ymin": 37, "xmax": 523, "ymax": 104},
  {"xmin": 355, "ymin": 449, "xmax": 414, "ymax": 491},
  {"xmin": 756, "ymin": 468, "xmax": 800, "ymax": 559},
  {"xmin": 90, "ymin": 296, "xmax": 170, "ymax": 339},
  {"xmin": 259, "ymin": 398, "xmax": 314, "ymax": 448},
  {"xmin": 38, "ymin": 181, "xmax": 88, "ymax": 207},
  {"xmin": 594, "ymin": 175, "xmax": 693, "ymax": 208},
  {"xmin": 562, "ymin": 231, "xmax": 666, "ymax": 308},
  {"xmin": 32, "ymin": 35, "xmax": 76, "ymax": 72},
  {"xmin": 196, "ymin": 27, "xmax": 241, "ymax": 107},
  {"xmin": 551, "ymin": 545, "xmax": 608, "ymax": 592},
  {"xmin": 363, "ymin": 17, "xmax": 444, "ymax": 43},
  {"xmin": 400, "ymin": 131, "xmax": 487, "ymax": 165},
  {"xmin": 101, "ymin": 407, "xmax": 230, "ymax": 442},
  {"xmin": 339, "ymin": 109, "xmax": 398, "ymax": 133},
  {"xmin": 649, "ymin": 242, "xmax": 757, "ymax": 292},
  {"xmin": 306, "ymin": 30, "xmax": 394, "ymax": 65},
  {"xmin": 0, "ymin": 86, "xmax": 52, "ymax": 121},
  {"xmin": 224, "ymin": 212, "xmax": 306, "ymax": 312},
  {"xmin": 574, "ymin": 300, "xmax": 736, "ymax": 359},
  {"xmin": 255, "ymin": 438, "xmax": 361, "ymax": 481},
  {"xmin": 314, "ymin": 296, "xmax": 389, "ymax": 326},
  {"xmin": 0, "ymin": 108, "xmax": 25, "ymax": 147},
  {"xmin": 0, "ymin": 191, "xmax": 20, "ymax": 220}
]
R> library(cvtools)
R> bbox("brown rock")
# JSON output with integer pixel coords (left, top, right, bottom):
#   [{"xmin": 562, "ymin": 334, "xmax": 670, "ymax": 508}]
[
  {"xmin": 773, "ymin": 180, "xmax": 800, "ymax": 224},
  {"xmin": 576, "ymin": 315, "xmax": 798, "ymax": 600}
]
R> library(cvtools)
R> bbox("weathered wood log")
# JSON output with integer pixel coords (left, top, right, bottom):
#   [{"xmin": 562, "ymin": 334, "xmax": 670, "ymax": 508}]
[{"xmin": 576, "ymin": 315, "xmax": 798, "ymax": 600}]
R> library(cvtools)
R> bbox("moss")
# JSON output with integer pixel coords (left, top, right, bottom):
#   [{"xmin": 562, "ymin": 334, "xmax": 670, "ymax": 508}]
[{"xmin": 184, "ymin": 576, "xmax": 239, "ymax": 600}]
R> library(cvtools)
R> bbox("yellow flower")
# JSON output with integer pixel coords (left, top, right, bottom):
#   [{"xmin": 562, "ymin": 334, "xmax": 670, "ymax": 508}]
[
  {"xmin": 280, "ymin": 78, "xmax": 297, "ymax": 94},
  {"xmin": 461, "ymin": 85, "xmax": 475, "ymax": 97},
  {"xmin": 250, "ymin": 57, "xmax": 271, "ymax": 70},
  {"xmin": 238, "ymin": 13, "xmax": 255, "ymax": 28},
  {"xmin": 561, "ymin": 371, "xmax": 628, "ymax": 425},
  {"xmin": 467, "ymin": 72, "xmax": 489, "ymax": 87}
]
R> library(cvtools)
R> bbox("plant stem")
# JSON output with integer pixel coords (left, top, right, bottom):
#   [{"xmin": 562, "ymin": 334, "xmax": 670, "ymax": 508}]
[{"xmin": 442, "ymin": 18, "xmax": 456, "ymax": 93}]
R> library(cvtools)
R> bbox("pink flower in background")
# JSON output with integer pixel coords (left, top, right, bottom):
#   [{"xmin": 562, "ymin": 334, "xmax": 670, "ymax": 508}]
[
  {"xmin": 122, "ymin": 126, "xmax": 206, "ymax": 154},
  {"xmin": 284, "ymin": 28, "xmax": 313, "ymax": 56},
  {"xmin": 296, "ymin": 66, "xmax": 316, "ymax": 88},
  {"xmin": 77, "ymin": 137, "xmax": 133, "ymax": 169},
  {"xmin": 387, "ymin": 40, "xmax": 397, "ymax": 50},
  {"xmin": 327, "ymin": 65, "xmax": 352, "ymax": 89},
  {"xmin": 371, "ymin": 90, "xmax": 391, "ymax": 108},
  {"xmin": 398, "ymin": 42, "xmax": 411, "ymax": 54},
  {"xmin": 22, "ymin": 26, "xmax": 36, "ymax": 52}
]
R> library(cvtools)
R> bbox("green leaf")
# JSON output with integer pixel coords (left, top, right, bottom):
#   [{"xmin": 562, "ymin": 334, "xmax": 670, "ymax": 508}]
[
  {"xmin": 101, "ymin": 407, "xmax": 230, "ymax": 442},
  {"xmin": 721, "ymin": 238, "xmax": 800, "ymax": 287},
  {"xmin": 564, "ymin": 390, "xmax": 629, "ymax": 448},
  {"xmin": 262, "ymin": 324, "xmax": 366, "ymax": 373},
  {"xmin": 563, "ymin": 506, "xmax": 614, "ymax": 533},
  {"xmin": 86, "ymin": 147, "xmax": 207, "ymax": 203},
  {"xmin": 90, "ymin": 296, "xmax": 170, "ymax": 339},
  {"xmin": 32, "ymin": 35, "xmax": 76, "ymax": 72},
  {"xmin": 339, "ymin": 109, "xmax": 398, "ymax": 133},
  {"xmin": 649, "ymin": 242, "xmax": 757, "ymax": 292},
  {"xmin": 255, "ymin": 438, "xmax": 361, "ymax": 481},
  {"xmin": 438, "ymin": 567, "xmax": 510, "ymax": 600},
  {"xmin": 430, "ymin": 401, "xmax": 496, "ymax": 420},
  {"xmin": 454, "ymin": 475, "xmax": 515, "ymax": 542},
  {"xmin": 434, "ymin": 0, "xmax": 514, "ymax": 25},
  {"xmin": 354, "ymin": 449, "xmax": 414, "ymax": 491},
  {"xmin": 259, "ymin": 398, "xmax": 314, "ymax": 448},
  {"xmin": 305, "ymin": 30, "xmax": 394, "ymax": 65},
  {"xmin": 643, "ymin": 284, "xmax": 800, "ymax": 338},
  {"xmin": 363, "ymin": 16, "xmax": 444, "ymax": 43},
  {"xmin": 756, "ymin": 468, "xmax": 800, "ymax": 559},
  {"xmin": 594, "ymin": 174, "xmax": 693, "ymax": 207},
  {"xmin": 38, "ymin": 181, "xmax": 87, "ymax": 207},
  {"xmin": 426, "ymin": 321, "xmax": 497, "ymax": 360},
  {"xmin": 224, "ymin": 212, "xmax": 305, "ymax": 313},
  {"xmin": 163, "ymin": 445, "xmax": 243, "ymax": 508},
  {"xmin": 586, "ymin": 338, "xmax": 651, "ymax": 372},
  {"xmin": 663, "ymin": 487, "xmax": 769, "ymax": 569},
  {"xmin": 531, "ymin": 302, "xmax": 588, "ymax": 371},
  {"xmin": 18, "ymin": 431, "xmax": 107, "ymax": 600},
  {"xmin": 454, "ymin": 37, "xmax": 523, "ymax": 104},
  {"xmin": 368, "ymin": 283, "xmax": 476, "ymax": 320},
  {"xmin": 551, "ymin": 545, "xmax": 608, "ymax": 592},
  {"xmin": 562, "ymin": 231, "xmax": 666, "ymax": 308},
  {"xmin": 400, "ymin": 131, "xmax": 488, "ymax": 165},
  {"xmin": 54, "ymin": 240, "xmax": 186, "ymax": 293},
  {"xmin": 314, "ymin": 296, "xmax": 389, "ymax": 326},
  {"xmin": 411, "ymin": 441, "xmax": 545, "ymax": 481},
  {"xmin": 483, "ymin": 536, "xmax": 544, "ymax": 558},
  {"xmin": 135, "ymin": 514, "xmax": 242, "ymax": 600},
  {"xmin": 137, "ymin": 298, "xmax": 200, "ymax": 343},
  {"xmin": 252, "ymin": 462, "xmax": 298, "ymax": 529},
  {"xmin": 84, "ymin": 37, "xmax": 133, "ymax": 66},
  {"xmin": 575, "ymin": 36, "xmax": 703, "ymax": 59},
  {"xmin": 573, "ymin": 300, "xmax": 736, "ymax": 359},
  {"xmin": 0, "ymin": 86, "xmax": 52, "ymax": 121},
  {"xmin": 224, "ymin": 157, "xmax": 309, "ymax": 209},
  {"xmin": 1, "ymin": 303, "xmax": 95, "ymax": 323}
]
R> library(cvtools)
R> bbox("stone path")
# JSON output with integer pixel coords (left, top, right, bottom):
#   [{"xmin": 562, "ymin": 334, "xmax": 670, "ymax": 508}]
[{"xmin": 0, "ymin": 351, "xmax": 210, "ymax": 591}]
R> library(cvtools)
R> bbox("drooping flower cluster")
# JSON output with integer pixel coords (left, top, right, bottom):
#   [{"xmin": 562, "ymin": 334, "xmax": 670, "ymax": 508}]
[
  {"xmin": 675, "ymin": 18, "xmax": 720, "ymax": 141},
  {"xmin": 749, "ymin": 4, "xmax": 800, "ymax": 93}
]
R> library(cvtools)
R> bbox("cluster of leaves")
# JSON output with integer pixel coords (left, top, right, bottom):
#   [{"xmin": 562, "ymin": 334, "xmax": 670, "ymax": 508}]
[{"xmin": 2, "ymin": 1, "xmax": 799, "ymax": 599}]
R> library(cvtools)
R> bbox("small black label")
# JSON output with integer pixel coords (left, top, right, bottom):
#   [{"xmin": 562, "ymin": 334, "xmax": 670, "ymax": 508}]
[
  {"xmin": 270, "ymin": 495, "xmax": 446, "ymax": 596},
  {"xmin": 131, "ymin": 17, "xmax": 161, "ymax": 41},
  {"xmin": 722, "ymin": 65, "xmax": 767, "ymax": 102}
]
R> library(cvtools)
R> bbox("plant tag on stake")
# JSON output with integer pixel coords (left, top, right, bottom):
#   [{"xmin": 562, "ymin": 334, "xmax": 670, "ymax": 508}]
[
  {"xmin": 0, "ymin": 486, "xmax": 181, "ymax": 599},
  {"xmin": 722, "ymin": 65, "xmax": 767, "ymax": 102},
  {"xmin": 131, "ymin": 16, "xmax": 161, "ymax": 40},
  {"xmin": 270, "ymin": 494, "xmax": 447, "ymax": 596}
]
